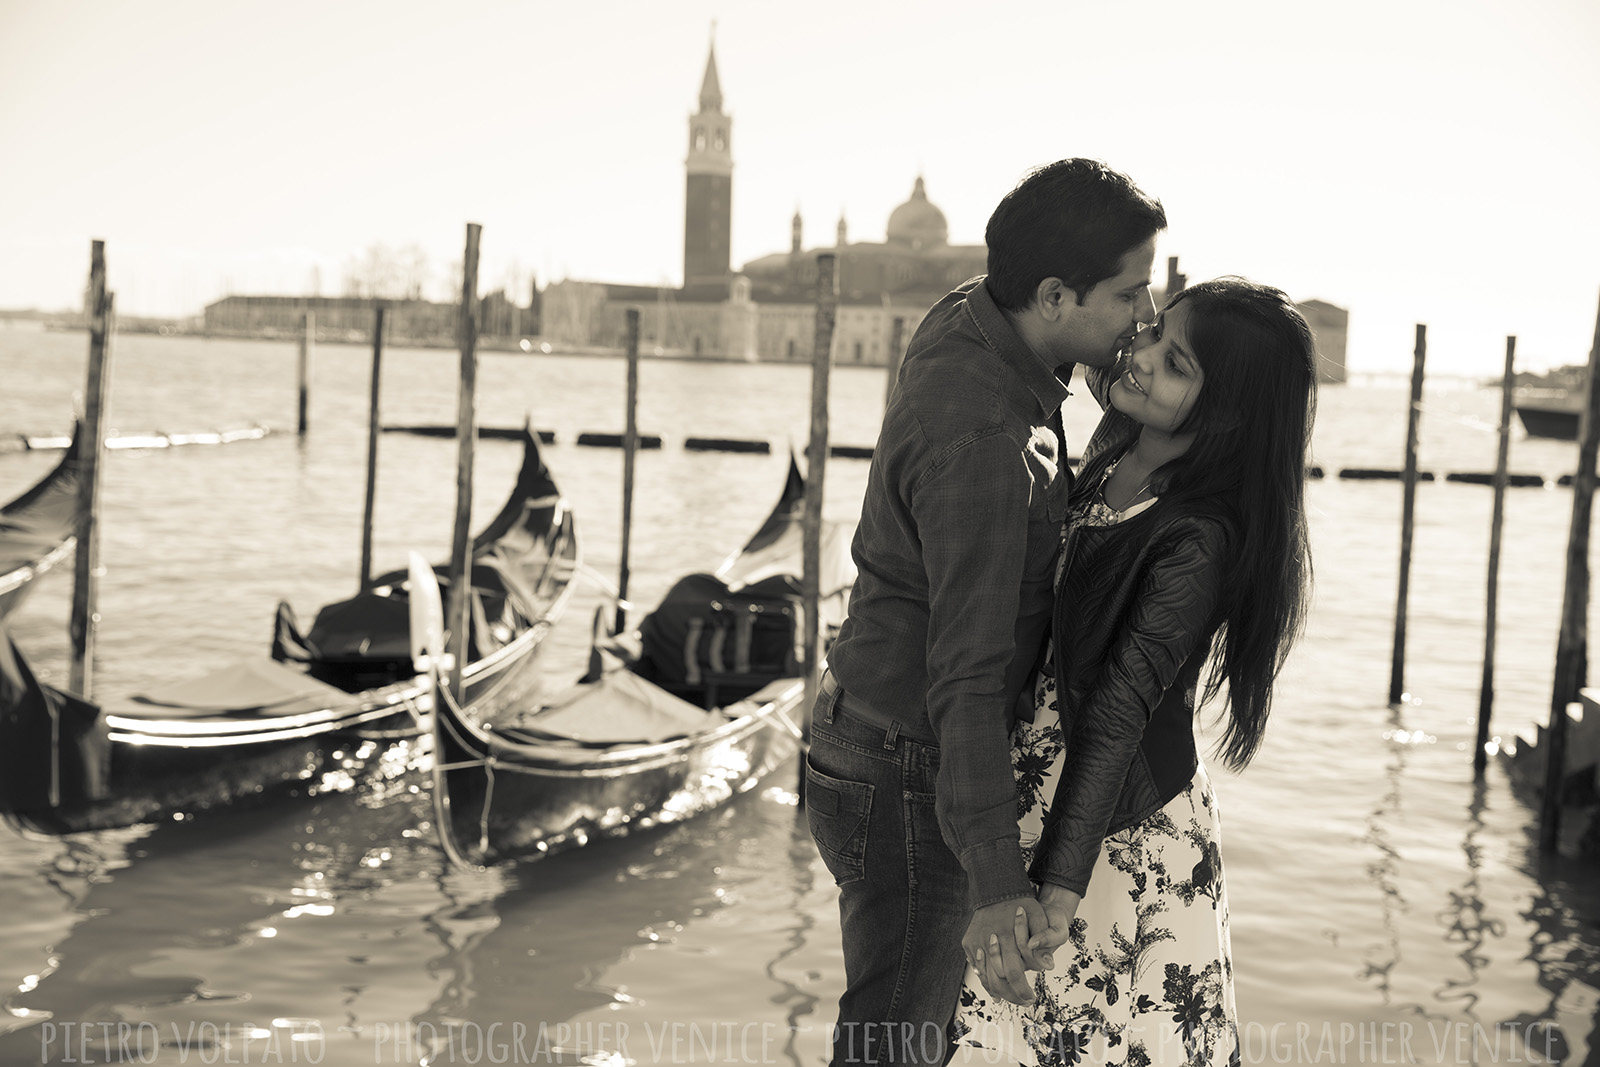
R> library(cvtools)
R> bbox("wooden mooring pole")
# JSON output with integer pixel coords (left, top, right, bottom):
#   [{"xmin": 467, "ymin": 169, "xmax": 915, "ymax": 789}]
[
  {"xmin": 883, "ymin": 316, "xmax": 905, "ymax": 410},
  {"xmin": 1475, "ymin": 336, "xmax": 1516, "ymax": 778},
  {"xmin": 69, "ymin": 241, "xmax": 112, "ymax": 699},
  {"xmin": 359, "ymin": 305, "xmax": 386, "ymax": 591},
  {"xmin": 616, "ymin": 308, "xmax": 641, "ymax": 634},
  {"xmin": 1388, "ymin": 324, "xmax": 1427, "ymax": 706},
  {"xmin": 802, "ymin": 254, "xmax": 838, "ymax": 720},
  {"xmin": 297, "ymin": 312, "xmax": 314, "ymax": 437},
  {"xmin": 1541, "ymin": 289, "xmax": 1600, "ymax": 852},
  {"xmin": 445, "ymin": 224, "xmax": 482, "ymax": 704}
]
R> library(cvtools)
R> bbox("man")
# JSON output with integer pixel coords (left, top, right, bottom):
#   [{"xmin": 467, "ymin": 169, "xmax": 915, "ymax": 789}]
[{"xmin": 804, "ymin": 158, "xmax": 1164, "ymax": 1065}]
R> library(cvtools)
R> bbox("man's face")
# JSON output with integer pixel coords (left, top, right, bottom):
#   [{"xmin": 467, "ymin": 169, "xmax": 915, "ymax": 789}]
[{"xmin": 1054, "ymin": 235, "xmax": 1158, "ymax": 368}]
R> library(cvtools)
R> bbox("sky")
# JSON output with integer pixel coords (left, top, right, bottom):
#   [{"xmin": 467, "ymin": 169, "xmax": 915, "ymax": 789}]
[{"xmin": 1, "ymin": 0, "xmax": 1597, "ymax": 375}]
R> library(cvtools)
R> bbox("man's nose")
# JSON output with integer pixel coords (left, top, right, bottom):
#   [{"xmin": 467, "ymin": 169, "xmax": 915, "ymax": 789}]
[{"xmin": 1137, "ymin": 289, "xmax": 1157, "ymax": 324}]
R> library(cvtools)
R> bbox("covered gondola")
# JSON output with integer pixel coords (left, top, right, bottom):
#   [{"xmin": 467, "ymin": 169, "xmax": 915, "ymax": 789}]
[
  {"xmin": 0, "ymin": 425, "xmax": 81, "ymax": 620},
  {"xmin": 0, "ymin": 429, "xmax": 579, "ymax": 834},
  {"xmin": 427, "ymin": 455, "xmax": 855, "ymax": 867}
]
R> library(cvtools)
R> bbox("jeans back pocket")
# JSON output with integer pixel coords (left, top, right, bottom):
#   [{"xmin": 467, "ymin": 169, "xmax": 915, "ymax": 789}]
[{"xmin": 804, "ymin": 756, "xmax": 873, "ymax": 886}]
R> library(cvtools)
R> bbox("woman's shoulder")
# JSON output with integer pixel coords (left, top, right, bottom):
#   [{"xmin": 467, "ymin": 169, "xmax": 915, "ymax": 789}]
[{"xmin": 1149, "ymin": 502, "xmax": 1238, "ymax": 560}]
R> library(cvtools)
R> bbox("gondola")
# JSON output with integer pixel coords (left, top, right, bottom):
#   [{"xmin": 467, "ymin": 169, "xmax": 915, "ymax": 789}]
[
  {"xmin": 0, "ymin": 425, "xmax": 81, "ymax": 620},
  {"xmin": 0, "ymin": 428, "xmax": 580, "ymax": 834},
  {"xmin": 425, "ymin": 455, "xmax": 856, "ymax": 867}
]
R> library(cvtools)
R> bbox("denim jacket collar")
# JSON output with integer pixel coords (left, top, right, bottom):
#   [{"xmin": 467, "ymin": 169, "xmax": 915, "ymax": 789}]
[{"xmin": 963, "ymin": 278, "xmax": 1073, "ymax": 419}]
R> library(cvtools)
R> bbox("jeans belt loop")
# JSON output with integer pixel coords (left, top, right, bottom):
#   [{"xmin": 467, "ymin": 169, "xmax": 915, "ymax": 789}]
[
  {"xmin": 818, "ymin": 669, "xmax": 839, "ymax": 724},
  {"xmin": 883, "ymin": 720, "xmax": 900, "ymax": 751}
]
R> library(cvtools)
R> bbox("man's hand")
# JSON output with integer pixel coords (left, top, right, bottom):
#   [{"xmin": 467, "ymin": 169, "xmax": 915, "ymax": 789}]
[
  {"xmin": 962, "ymin": 897, "xmax": 1051, "ymax": 1006},
  {"xmin": 1027, "ymin": 883, "xmax": 1082, "ymax": 970}
]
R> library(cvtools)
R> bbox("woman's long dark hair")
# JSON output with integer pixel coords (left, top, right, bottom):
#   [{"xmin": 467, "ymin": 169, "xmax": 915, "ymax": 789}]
[{"xmin": 1152, "ymin": 277, "xmax": 1317, "ymax": 770}]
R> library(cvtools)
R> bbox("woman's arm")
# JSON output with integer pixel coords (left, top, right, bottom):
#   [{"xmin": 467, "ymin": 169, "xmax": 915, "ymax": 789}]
[{"xmin": 1031, "ymin": 518, "xmax": 1228, "ymax": 896}]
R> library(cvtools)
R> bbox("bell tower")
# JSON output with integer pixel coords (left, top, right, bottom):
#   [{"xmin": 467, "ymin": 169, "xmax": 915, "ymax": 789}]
[{"xmin": 684, "ymin": 41, "xmax": 732, "ymax": 292}]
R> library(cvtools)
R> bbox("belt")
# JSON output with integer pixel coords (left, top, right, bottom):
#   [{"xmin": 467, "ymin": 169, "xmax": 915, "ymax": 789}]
[{"xmin": 820, "ymin": 669, "xmax": 937, "ymax": 744}]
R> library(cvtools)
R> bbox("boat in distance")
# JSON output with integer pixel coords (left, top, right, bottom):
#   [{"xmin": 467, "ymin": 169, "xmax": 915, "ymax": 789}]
[
  {"xmin": 427, "ymin": 455, "xmax": 856, "ymax": 867},
  {"xmin": 1512, "ymin": 364, "xmax": 1586, "ymax": 440},
  {"xmin": 0, "ymin": 423, "xmax": 82, "ymax": 620},
  {"xmin": 1514, "ymin": 399, "xmax": 1581, "ymax": 440},
  {"xmin": 0, "ymin": 429, "xmax": 580, "ymax": 834}
]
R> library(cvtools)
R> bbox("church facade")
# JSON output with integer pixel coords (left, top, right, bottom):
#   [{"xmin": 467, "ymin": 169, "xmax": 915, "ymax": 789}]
[{"xmin": 541, "ymin": 44, "xmax": 1348, "ymax": 381}]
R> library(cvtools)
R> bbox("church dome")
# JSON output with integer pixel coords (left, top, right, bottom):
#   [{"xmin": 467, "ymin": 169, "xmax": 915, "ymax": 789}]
[{"xmin": 886, "ymin": 177, "xmax": 948, "ymax": 250}]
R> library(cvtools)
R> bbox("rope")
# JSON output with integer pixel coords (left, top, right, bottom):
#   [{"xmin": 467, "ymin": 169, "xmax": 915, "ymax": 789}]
[{"xmin": 575, "ymin": 562, "xmax": 637, "ymax": 611}]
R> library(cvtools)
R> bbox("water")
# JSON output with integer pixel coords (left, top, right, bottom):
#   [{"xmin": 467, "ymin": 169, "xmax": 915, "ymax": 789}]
[{"xmin": 1, "ymin": 325, "xmax": 1598, "ymax": 1066}]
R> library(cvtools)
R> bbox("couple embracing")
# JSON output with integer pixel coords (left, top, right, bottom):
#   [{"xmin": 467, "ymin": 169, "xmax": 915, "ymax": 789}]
[{"xmin": 806, "ymin": 158, "xmax": 1316, "ymax": 1066}]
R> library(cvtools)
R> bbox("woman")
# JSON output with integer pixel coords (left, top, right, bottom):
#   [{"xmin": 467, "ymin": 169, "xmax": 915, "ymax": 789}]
[{"xmin": 953, "ymin": 277, "xmax": 1317, "ymax": 1065}]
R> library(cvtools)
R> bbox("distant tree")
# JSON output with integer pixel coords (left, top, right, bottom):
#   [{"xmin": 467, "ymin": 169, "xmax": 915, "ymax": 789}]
[
  {"xmin": 343, "ymin": 242, "xmax": 433, "ymax": 300},
  {"xmin": 433, "ymin": 259, "xmax": 464, "ymax": 304}
]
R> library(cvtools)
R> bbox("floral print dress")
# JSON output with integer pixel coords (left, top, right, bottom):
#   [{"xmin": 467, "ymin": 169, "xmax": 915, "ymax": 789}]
[{"xmin": 951, "ymin": 469, "xmax": 1241, "ymax": 1067}]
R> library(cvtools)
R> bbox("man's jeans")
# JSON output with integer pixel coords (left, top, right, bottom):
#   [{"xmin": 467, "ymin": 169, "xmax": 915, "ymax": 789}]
[{"xmin": 805, "ymin": 675, "xmax": 969, "ymax": 1066}]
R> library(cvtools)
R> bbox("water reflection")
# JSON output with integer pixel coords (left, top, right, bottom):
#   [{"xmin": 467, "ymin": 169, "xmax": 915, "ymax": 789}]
[
  {"xmin": 1356, "ymin": 692, "xmax": 1600, "ymax": 1062},
  {"xmin": 1358, "ymin": 698, "xmax": 1414, "ymax": 1012},
  {"xmin": 1432, "ymin": 777, "xmax": 1502, "ymax": 1018},
  {"xmin": 409, "ymin": 785, "xmax": 828, "ymax": 1067},
  {"xmin": 762, "ymin": 817, "xmax": 826, "ymax": 1067},
  {"xmin": 1510, "ymin": 849, "xmax": 1600, "ymax": 1063}
]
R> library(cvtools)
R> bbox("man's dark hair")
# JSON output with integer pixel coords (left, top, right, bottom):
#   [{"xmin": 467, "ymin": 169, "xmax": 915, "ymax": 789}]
[{"xmin": 984, "ymin": 159, "xmax": 1167, "ymax": 310}]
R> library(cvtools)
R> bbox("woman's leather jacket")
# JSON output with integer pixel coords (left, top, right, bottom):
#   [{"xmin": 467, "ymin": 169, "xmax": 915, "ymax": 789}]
[{"xmin": 1027, "ymin": 406, "xmax": 1237, "ymax": 897}]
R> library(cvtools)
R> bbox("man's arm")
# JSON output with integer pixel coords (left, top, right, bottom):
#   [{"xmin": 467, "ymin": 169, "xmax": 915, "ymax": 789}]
[
  {"xmin": 914, "ymin": 432, "xmax": 1058, "ymax": 999},
  {"xmin": 914, "ymin": 431, "xmax": 1039, "ymax": 905}
]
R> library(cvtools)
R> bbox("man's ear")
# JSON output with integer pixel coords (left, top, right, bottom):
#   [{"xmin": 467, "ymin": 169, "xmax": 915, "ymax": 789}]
[{"xmin": 1034, "ymin": 277, "xmax": 1072, "ymax": 322}]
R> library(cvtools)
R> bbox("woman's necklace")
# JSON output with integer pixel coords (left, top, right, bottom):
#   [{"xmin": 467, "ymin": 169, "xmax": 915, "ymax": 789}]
[{"xmin": 1099, "ymin": 456, "xmax": 1154, "ymax": 513}]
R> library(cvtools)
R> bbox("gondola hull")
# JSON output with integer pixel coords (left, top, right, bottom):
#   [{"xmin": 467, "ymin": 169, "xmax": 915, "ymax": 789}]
[
  {"xmin": 0, "ymin": 426, "xmax": 82, "ymax": 619},
  {"xmin": 432, "ymin": 676, "xmax": 806, "ymax": 865},
  {"xmin": 0, "ymin": 430, "xmax": 578, "ymax": 835},
  {"xmin": 3, "ymin": 650, "xmax": 541, "ymax": 836}
]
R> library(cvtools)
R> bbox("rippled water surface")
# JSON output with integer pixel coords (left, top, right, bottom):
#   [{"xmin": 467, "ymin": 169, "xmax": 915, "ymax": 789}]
[{"xmin": 1, "ymin": 325, "xmax": 1597, "ymax": 1066}]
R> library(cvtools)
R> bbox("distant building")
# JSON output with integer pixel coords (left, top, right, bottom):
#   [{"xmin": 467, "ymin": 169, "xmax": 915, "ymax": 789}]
[
  {"xmin": 203, "ymin": 288, "xmax": 539, "ymax": 347},
  {"xmin": 1298, "ymin": 299, "xmax": 1349, "ymax": 384}
]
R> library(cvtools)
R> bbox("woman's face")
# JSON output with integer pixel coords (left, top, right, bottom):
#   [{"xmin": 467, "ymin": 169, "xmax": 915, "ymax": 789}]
[{"xmin": 1108, "ymin": 301, "xmax": 1206, "ymax": 435}]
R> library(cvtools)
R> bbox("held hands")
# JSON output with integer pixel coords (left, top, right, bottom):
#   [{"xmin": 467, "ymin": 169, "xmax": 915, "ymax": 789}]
[
  {"xmin": 1030, "ymin": 882, "xmax": 1081, "ymax": 968},
  {"xmin": 962, "ymin": 886, "xmax": 1082, "ymax": 1008},
  {"xmin": 963, "ymin": 898, "xmax": 1048, "ymax": 1006}
]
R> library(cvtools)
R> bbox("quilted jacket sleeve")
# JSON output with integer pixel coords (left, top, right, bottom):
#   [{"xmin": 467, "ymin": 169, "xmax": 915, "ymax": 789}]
[{"xmin": 1033, "ymin": 517, "xmax": 1229, "ymax": 895}]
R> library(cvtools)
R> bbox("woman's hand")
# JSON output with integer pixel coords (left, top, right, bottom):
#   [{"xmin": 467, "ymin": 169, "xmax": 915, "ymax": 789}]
[{"xmin": 1027, "ymin": 883, "xmax": 1082, "ymax": 969}]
